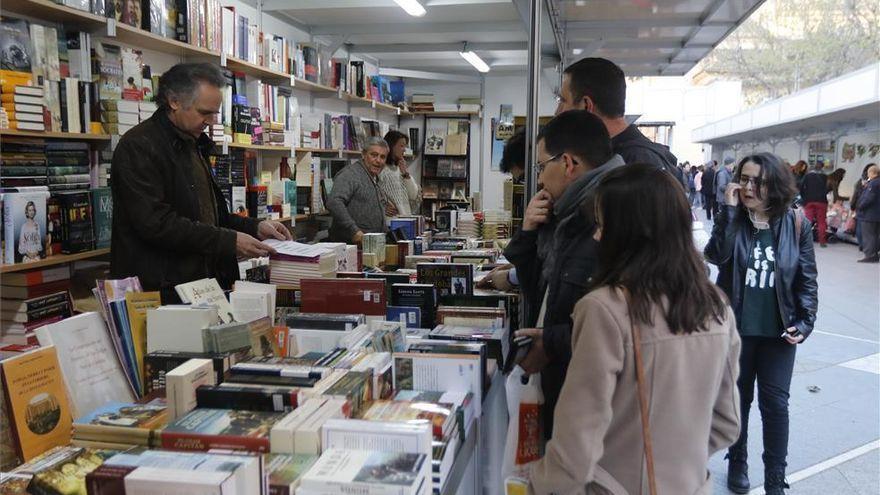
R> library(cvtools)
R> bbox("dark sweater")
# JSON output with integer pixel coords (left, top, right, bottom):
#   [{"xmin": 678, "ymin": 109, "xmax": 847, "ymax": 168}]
[
  {"xmin": 800, "ymin": 171, "xmax": 828, "ymax": 203},
  {"xmin": 611, "ymin": 124, "xmax": 686, "ymax": 189}
]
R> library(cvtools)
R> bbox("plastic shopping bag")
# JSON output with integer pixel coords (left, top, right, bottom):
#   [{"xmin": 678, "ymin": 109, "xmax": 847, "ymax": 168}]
[{"xmin": 502, "ymin": 365, "xmax": 544, "ymax": 493}]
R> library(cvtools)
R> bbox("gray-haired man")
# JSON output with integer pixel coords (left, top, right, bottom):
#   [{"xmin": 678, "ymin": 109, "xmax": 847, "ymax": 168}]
[
  {"xmin": 326, "ymin": 136, "xmax": 391, "ymax": 243},
  {"xmin": 110, "ymin": 62, "xmax": 291, "ymax": 302}
]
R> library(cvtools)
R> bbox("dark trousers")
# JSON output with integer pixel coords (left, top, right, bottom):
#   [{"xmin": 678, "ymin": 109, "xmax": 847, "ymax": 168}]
[
  {"xmin": 862, "ymin": 220, "xmax": 880, "ymax": 259},
  {"xmin": 730, "ymin": 336, "xmax": 797, "ymax": 472},
  {"xmin": 703, "ymin": 193, "xmax": 715, "ymax": 220}
]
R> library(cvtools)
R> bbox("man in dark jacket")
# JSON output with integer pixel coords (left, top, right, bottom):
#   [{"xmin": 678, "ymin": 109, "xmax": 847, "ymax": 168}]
[
  {"xmin": 555, "ymin": 57, "xmax": 685, "ymax": 190},
  {"xmin": 505, "ymin": 110, "xmax": 624, "ymax": 438},
  {"xmin": 856, "ymin": 164, "xmax": 880, "ymax": 262},
  {"xmin": 800, "ymin": 162, "xmax": 829, "ymax": 246},
  {"xmin": 702, "ymin": 161, "xmax": 717, "ymax": 220},
  {"xmin": 111, "ymin": 63, "xmax": 291, "ymax": 302}
]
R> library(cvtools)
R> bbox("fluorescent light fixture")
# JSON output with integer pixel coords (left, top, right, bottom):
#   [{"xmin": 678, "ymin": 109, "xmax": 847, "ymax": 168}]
[
  {"xmin": 392, "ymin": 0, "xmax": 426, "ymax": 17},
  {"xmin": 460, "ymin": 50, "xmax": 490, "ymax": 73},
  {"xmin": 572, "ymin": 48, "xmax": 584, "ymax": 55}
]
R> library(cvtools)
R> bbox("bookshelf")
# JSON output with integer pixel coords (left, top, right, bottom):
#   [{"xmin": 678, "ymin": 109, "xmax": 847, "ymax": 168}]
[
  {"xmin": 0, "ymin": 248, "xmax": 111, "ymax": 274},
  {"xmin": 0, "ymin": 130, "xmax": 112, "ymax": 141},
  {"xmin": 1, "ymin": 0, "xmax": 106, "ymax": 28},
  {"xmin": 419, "ymin": 115, "xmax": 472, "ymax": 215},
  {"xmin": 226, "ymin": 142, "xmax": 291, "ymax": 152},
  {"xmin": 409, "ymin": 111, "xmax": 481, "ymax": 118}
]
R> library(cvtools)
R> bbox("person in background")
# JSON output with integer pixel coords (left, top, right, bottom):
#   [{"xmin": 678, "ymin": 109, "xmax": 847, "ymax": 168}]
[
  {"xmin": 694, "ymin": 165, "xmax": 704, "ymax": 208},
  {"xmin": 379, "ymin": 130, "xmax": 420, "ymax": 216},
  {"xmin": 688, "ymin": 165, "xmax": 699, "ymax": 206},
  {"xmin": 827, "ymin": 168, "xmax": 847, "ymax": 203},
  {"xmin": 530, "ymin": 163, "xmax": 740, "ymax": 495},
  {"xmin": 326, "ymin": 136, "xmax": 390, "ymax": 244},
  {"xmin": 791, "ymin": 160, "xmax": 808, "ymax": 190},
  {"xmin": 111, "ymin": 63, "xmax": 290, "ymax": 302},
  {"xmin": 855, "ymin": 164, "xmax": 880, "ymax": 263},
  {"xmin": 506, "ymin": 110, "xmax": 625, "ymax": 439},
  {"xmin": 850, "ymin": 163, "xmax": 876, "ymax": 251},
  {"xmin": 477, "ymin": 129, "xmax": 526, "ymax": 291},
  {"xmin": 554, "ymin": 57, "xmax": 687, "ymax": 190},
  {"xmin": 702, "ymin": 161, "xmax": 717, "ymax": 220},
  {"xmin": 715, "ymin": 156, "xmax": 735, "ymax": 217},
  {"xmin": 800, "ymin": 162, "xmax": 829, "ymax": 247},
  {"xmin": 705, "ymin": 152, "xmax": 818, "ymax": 495}
]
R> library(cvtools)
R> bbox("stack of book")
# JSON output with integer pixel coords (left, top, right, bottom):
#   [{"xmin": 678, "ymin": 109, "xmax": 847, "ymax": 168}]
[
  {"xmin": 0, "ymin": 287, "xmax": 71, "ymax": 347},
  {"xmin": 45, "ymin": 141, "xmax": 90, "ymax": 191},
  {"xmin": 100, "ymin": 100, "xmax": 140, "ymax": 136},
  {"xmin": 0, "ymin": 140, "xmax": 47, "ymax": 188},
  {"xmin": 455, "ymin": 212, "xmax": 481, "ymax": 239},
  {"xmin": 139, "ymin": 101, "xmax": 157, "ymax": 122},
  {"xmin": 0, "ymin": 107, "xmax": 9, "ymax": 129},
  {"xmin": 362, "ymin": 233, "xmax": 386, "ymax": 267},
  {"xmin": 481, "ymin": 210, "xmax": 512, "ymax": 240},
  {"xmin": 0, "ymin": 84, "xmax": 45, "ymax": 132},
  {"xmin": 457, "ymin": 96, "xmax": 482, "ymax": 113},
  {"xmin": 263, "ymin": 241, "xmax": 338, "ymax": 288},
  {"xmin": 410, "ymin": 93, "xmax": 435, "ymax": 113},
  {"xmin": 298, "ymin": 449, "xmax": 431, "ymax": 495}
]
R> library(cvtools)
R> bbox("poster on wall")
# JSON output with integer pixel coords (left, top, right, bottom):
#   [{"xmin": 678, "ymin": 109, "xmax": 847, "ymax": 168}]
[
  {"xmin": 836, "ymin": 131, "xmax": 880, "ymax": 196},
  {"xmin": 490, "ymin": 118, "xmax": 506, "ymax": 171},
  {"xmin": 490, "ymin": 105, "xmax": 515, "ymax": 171}
]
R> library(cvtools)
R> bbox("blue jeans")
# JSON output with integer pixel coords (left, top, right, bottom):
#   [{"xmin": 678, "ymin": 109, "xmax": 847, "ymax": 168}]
[{"xmin": 730, "ymin": 336, "xmax": 797, "ymax": 472}]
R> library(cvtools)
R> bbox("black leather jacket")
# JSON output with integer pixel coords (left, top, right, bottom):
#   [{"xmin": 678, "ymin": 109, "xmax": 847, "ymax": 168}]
[
  {"xmin": 705, "ymin": 205, "xmax": 818, "ymax": 339},
  {"xmin": 110, "ymin": 109, "xmax": 261, "ymax": 301}
]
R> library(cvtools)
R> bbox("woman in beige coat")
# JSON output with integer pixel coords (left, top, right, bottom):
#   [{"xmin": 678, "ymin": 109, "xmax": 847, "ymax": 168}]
[{"xmin": 529, "ymin": 163, "xmax": 742, "ymax": 495}]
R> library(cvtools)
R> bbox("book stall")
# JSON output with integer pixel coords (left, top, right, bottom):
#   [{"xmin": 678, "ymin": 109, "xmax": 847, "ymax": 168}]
[{"xmin": 0, "ymin": 207, "xmax": 520, "ymax": 495}]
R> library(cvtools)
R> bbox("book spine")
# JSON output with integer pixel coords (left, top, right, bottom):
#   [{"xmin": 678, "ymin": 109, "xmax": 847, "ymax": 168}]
[
  {"xmin": 3, "ymin": 200, "xmax": 12, "ymax": 265},
  {"xmin": 160, "ymin": 431, "xmax": 270, "ymax": 453}
]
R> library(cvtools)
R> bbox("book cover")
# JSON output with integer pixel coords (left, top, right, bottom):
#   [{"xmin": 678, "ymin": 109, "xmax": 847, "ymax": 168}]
[
  {"xmin": 196, "ymin": 384, "xmax": 298, "ymax": 412},
  {"xmin": 57, "ymin": 190, "xmax": 95, "ymax": 254},
  {"xmin": 416, "ymin": 263, "xmax": 474, "ymax": 298},
  {"xmin": 120, "ymin": 47, "xmax": 143, "ymax": 100},
  {"xmin": 0, "ymin": 18, "xmax": 32, "ymax": 73},
  {"xmin": 284, "ymin": 313, "xmax": 364, "ymax": 331},
  {"xmin": 34, "ymin": 312, "xmax": 136, "ymax": 418},
  {"xmin": 1, "ymin": 347, "xmax": 72, "ymax": 461},
  {"xmin": 300, "ymin": 279, "xmax": 386, "ymax": 316},
  {"xmin": 160, "ymin": 408, "xmax": 285, "ymax": 453},
  {"xmin": 91, "ymin": 187, "xmax": 112, "ymax": 249},
  {"xmin": 386, "ymin": 305, "xmax": 421, "ymax": 329},
  {"xmin": 392, "ymin": 352, "xmax": 483, "ymax": 416},
  {"xmin": 3, "ymin": 189, "xmax": 49, "ymax": 264},
  {"xmin": 0, "ymin": 290, "xmax": 69, "ymax": 314},
  {"xmin": 93, "ymin": 42, "xmax": 123, "ymax": 101},
  {"xmin": 391, "ymin": 283, "xmax": 437, "ymax": 329},
  {"xmin": 73, "ymin": 401, "xmax": 167, "ymax": 440},
  {"xmin": 299, "ymin": 449, "xmax": 428, "ymax": 493},
  {"xmin": 424, "ymin": 119, "xmax": 447, "ymax": 155},
  {"xmin": 175, "ymin": 278, "xmax": 235, "ymax": 323},
  {"xmin": 321, "ymin": 418, "xmax": 433, "ymax": 460},
  {"xmin": 266, "ymin": 453, "xmax": 317, "ymax": 495},
  {"xmin": 27, "ymin": 447, "xmax": 119, "ymax": 495},
  {"xmin": 358, "ymin": 400, "xmax": 453, "ymax": 442}
]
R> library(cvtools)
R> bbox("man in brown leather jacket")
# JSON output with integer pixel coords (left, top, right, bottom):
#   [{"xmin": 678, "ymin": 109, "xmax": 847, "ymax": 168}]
[{"xmin": 110, "ymin": 63, "xmax": 291, "ymax": 301}]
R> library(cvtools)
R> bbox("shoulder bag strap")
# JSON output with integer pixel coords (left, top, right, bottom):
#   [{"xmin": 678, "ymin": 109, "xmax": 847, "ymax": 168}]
[{"xmin": 625, "ymin": 290, "xmax": 658, "ymax": 495}]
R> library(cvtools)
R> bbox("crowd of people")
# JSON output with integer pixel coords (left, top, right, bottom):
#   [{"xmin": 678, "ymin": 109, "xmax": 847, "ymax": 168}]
[
  {"xmin": 488, "ymin": 58, "xmax": 819, "ymax": 495},
  {"xmin": 678, "ymin": 155, "xmax": 879, "ymax": 263}
]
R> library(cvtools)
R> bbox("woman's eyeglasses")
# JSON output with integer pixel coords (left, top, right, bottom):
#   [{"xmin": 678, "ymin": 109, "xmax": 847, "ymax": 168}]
[{"xmin": 738, "ymin": 175, "xmax": 764, "ymax": 189}]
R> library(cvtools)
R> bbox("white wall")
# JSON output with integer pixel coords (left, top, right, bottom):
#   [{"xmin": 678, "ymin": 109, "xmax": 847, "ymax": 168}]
[{"xmin": 626, "ymin": 77, "xmax": 742, "ymax": 166}]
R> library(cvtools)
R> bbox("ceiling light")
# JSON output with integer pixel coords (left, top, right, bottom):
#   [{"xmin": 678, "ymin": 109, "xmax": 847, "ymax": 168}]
[
  {"xmin": 572, "ymin": 48, "xmax": 584, "ymax": 55},
  {"xmin": 459, "ymin": 43, "xmax": 490, "ymax": 73},
  {"xmin": 392, "ymin": 0, "xmax": 426, "ymax": 17}
]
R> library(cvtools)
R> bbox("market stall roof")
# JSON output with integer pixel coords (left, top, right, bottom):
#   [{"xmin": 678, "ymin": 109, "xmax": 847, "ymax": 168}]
[
  {"xmin": 694, "ymin": 63, "xmax": 880, "ymax": 145},
  {"xmin": 264, "ymin": 0, "xmax": 766, "ymax": 77}
]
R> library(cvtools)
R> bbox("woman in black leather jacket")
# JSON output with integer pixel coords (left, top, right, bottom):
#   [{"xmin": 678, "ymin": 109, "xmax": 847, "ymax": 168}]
[{"xmin": 705, "ymin": 152, "xmax": 818, "ymax": 495}]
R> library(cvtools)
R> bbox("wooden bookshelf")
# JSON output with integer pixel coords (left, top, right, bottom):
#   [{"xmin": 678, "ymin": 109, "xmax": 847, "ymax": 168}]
[
  {"xmin": 408, "ymin": 111, "xmax": 480, "ymax": 117},
  {"xmin": 291, "ymin": 78, "xmax": 338, "ymax": 94},
  {"xmin": 0, "ymin": 248, "xmax": 111, "ymax": 274},
  {"xmin": 1, "ymin": 0, "xmax": 107, "ymax": 28},
  {"xmin": 113, "ymin": 23, "xmax": 216, "ymax": 59},
  {"xmin": 0, "ymin": 130, "xmax": 112, "ymax": 141},
  {"xmin": 226, "ymin": 142, "xmax": 291, "ymax": 152},
  {"xmin": 226, "ymin": 57, "xmax": 289, "ymax": 82}
]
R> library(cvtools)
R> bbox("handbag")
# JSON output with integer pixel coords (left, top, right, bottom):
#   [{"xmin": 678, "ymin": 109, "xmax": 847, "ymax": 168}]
[{"xmin": 626, "ymin": 291, "xmax": 659, "ymax": 495}]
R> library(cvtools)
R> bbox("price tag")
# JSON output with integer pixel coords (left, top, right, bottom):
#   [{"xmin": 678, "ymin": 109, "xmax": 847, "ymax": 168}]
[
  {"xmin": 290, "ymin": 75, "xmax": 296, "ymax": 87},
  {"xmin": 272, "ymin": 394, "xmax": 283, "ymax": 411},
  {"xmin": 408, "ymin": 312, "xmax": 416, "ymax": 324},
  {"xmin": 220, "ymin": 50, "xmax": 227, "ymax": 67},
  {"xmin": 222, "ymin": 141, "xmax": 229, "ymax": 155},
  {"xmin": 106, "ymin": 18, "xmax": 117, "ymax": 37},
  {"xmin": 373, "ymin": 293, "xmax": 380, "ymax": 304},
  {"xmin": 363, "ymin": 290, "xmax": 371, "ymax": 302}
]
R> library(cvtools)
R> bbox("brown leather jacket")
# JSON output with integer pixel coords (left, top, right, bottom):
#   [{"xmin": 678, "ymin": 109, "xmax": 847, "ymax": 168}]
[{"xmin": 110, "ymin": 109, "xmax": 260, "ymax": 301}]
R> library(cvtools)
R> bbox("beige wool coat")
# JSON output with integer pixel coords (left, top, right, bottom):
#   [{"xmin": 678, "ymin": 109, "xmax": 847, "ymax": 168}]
[{"xmin": 530, "ymin": 286, "xmax": 741, "ymax": 495}]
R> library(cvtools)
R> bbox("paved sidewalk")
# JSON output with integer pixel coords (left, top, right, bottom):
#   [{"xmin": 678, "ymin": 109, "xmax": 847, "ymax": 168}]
[{"xmin": 698, "ymin": 212, "xmax": 880, "ymax": 494}]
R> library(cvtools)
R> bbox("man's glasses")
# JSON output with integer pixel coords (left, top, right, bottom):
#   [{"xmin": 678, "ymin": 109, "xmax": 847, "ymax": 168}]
[
  {"xmin": 536, "ymin": 153, "xmax": 563, "ymax": 174},
  {"xmin": 738, "ymin": 175, "xmax": 764, "ymax": 189}
]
